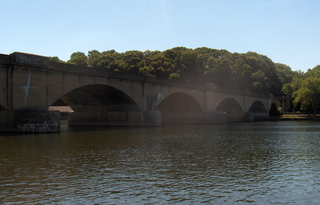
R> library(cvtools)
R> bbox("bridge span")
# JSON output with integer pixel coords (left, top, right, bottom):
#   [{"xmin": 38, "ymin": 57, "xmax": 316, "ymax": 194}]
[{"xmin": 0, "ymin": 52, "xmax": 276, "ymax": 132}]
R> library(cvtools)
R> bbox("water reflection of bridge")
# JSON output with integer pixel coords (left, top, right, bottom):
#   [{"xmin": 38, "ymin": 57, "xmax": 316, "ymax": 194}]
[{"xmin": 0, "ymin": 52, "xmax": 278, "ymax": 132}]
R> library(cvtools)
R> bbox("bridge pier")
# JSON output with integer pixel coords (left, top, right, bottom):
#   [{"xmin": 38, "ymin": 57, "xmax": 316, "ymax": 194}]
[
  {"xmin": 205, "ymin": 111, "xmax": 227, "ymax": 123},
  {"xmin": 252, "ymin": 113, "xmax": 269, "ymax": 121},
  {"xmin": 62, "ymin": 94, "xmax": 162, "ymax": 127},
  {"xmin": 0, "ymin": 108, "xmax": 60, "ymax": 133},
  {"xmin": 67, "ymin": 111, "xmax": 162, "ymax": 127},
  {"xmin": 143, "ymin": 111, "xmax": 161, "ymax": 126},
  {"xmin": 223, "ymin": 112, "xmax": 254, "ymax": 122}
]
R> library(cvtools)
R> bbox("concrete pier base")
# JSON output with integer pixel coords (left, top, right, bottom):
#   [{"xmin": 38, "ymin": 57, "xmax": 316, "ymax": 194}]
[
  {"xmin": 160, "ymin": 112, "xmax": 205, "ymax": 124},
  {"xmin": 245, "ymin": 112, "xmax": 254, "ymax": 121},
  {"xmin": 68, "ymin": 111, "xmax": 161, "ymax": 127},
  {"xmin": 68, "ymin": 111, "xmax": 142, "ymax": 126},
  {"xmin": 224, "ymin": 112, "xmax": 254, "ymax": 122},
  {"xmin": 0, "ymin": 109, "xmax": 60, "ymax": 133},
  {"xmin": 205, "ymin": 111, "xmax": 227, "ymax": 123},
  {"xmin": 143, "ymin": 111, "xmax": 161, "ymax": 126},
  {"xmin": 253, "ymin": 113, "xmax": 269, "ymax": 121}
]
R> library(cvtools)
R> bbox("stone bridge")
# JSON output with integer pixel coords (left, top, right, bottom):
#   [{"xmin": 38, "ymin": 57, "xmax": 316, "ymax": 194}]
[{"xmin": 0, "ymin": 52, "xmax": 276, "ymax": 132}]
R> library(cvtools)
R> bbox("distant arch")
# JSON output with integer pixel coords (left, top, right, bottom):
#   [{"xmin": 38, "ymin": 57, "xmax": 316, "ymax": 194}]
[
  {"xmin": 47, "ymin": 80, "xmax": 141, "ymax": 110},
  {"xmin": 249, "ymin": 101, "xmax": 267, "ymax": 113},
  {"xmin": 55, "ymin": 84, "xmax": 140, "ymax": 112},
  {"xmin": 248, "ymin": 100, "xmax": 269, "ymax": 121},
  {"xmin": 52, "ymin": 84, "xmax": 140, "ymax": 125},
  {"xmin": 216, "ymin": 98, "xmax": 244, "ymax": 122},
  {"xmin": 155, "ymin": 92, "xmax": 204, "ymax": 123}
]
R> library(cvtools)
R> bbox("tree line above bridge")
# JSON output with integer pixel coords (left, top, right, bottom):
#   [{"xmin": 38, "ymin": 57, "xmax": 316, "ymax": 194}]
[{"xmin": 50, "ymin": 47, "xmax": 296, "ymax": 97}]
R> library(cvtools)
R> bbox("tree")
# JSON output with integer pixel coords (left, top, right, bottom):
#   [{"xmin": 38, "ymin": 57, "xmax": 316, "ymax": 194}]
[
  {"xmin": 67, "ymin": 51, "xmax": 88, "ymax": 66},
  {"xmin": 293, "ymin": 77, "xmax": 320, "ymax": 116},
  {"xmin": 49, "ymin": 56, "xmax": 65, "ymax": 63},
  {"xmin": 63, "ymin": 47, "xmax": 288, "ymax": 96},
  {"xmin": 282, "ymin": 70, "xmax": 304, "ymax": 98},
  {"xmin": 123, "ymin": 50, "xmax": 144, "ymax": 74},
  {"xmin": 275, "ymin": 63, "xmax": 294, "ymax": 85},
  {"xmin": 87, "ymin": 50, "xmax": 101, "ymax": 67}
]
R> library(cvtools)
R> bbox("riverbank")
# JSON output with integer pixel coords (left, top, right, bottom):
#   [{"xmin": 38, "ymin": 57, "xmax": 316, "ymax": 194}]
[{"xmin": 281, "ymin": 113, "xmax": 320, "ymax": 120}]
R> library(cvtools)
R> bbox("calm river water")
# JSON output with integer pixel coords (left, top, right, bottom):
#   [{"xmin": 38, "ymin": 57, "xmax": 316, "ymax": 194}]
[{"xmin": 1, "ymin": 121, "xmax": 320, "ymax": 204}]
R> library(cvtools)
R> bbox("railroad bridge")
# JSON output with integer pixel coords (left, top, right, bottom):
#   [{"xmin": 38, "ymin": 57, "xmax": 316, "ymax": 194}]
[{"xmin": 0, "ymin": 52, "xmax": 276, "ymax": 132}]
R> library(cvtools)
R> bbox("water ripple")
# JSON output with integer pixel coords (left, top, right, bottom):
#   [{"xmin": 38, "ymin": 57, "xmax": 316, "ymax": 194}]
[{"xmin": 1, "ymin": 121, "xmax": 320, "ymax": 204}]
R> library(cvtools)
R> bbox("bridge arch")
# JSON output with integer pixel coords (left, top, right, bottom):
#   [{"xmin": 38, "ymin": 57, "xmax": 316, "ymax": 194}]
[
  {"xmin": 216, "ymin": 98, "xmax": 244, "ymax": 122},
  {"xmin": 155, "ymin": 92, "xmax": 204, "ymax": 123},
  {"xmin": 154, "ymin": 88, "xmax": 205, "ymax": 112},
  {"xmin": 50, "ymin": 84, "xmax": 141, "ymax": 126},
  {"xmin": 248, "ymin": 100, "xmax": 269, "ymax": 121},
  {"xmin": 47, "ymin": 78, "xmax": 141, "ymax": 110},
  {"xmin": 248, "ymin": 100, "xmax": 267, "ymax": 113}
]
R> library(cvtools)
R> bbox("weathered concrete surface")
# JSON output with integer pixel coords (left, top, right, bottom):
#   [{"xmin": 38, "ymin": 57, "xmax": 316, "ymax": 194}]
[
  {"xmin": 0, "ymin": 63, "xmax": 7, "ymax": 110},
  {"xmin": 0, "ymin": 109, "xmax": 60, "ymax": 133},
  {"xmin": 143, "ymin": 111, "xmax": 161, "ymax": 126}
]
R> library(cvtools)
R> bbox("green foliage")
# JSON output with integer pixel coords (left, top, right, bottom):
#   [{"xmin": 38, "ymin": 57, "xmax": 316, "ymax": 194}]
[
  {"xmin": 275, "ymin": 63, "xmax": 294, "ymax": 85},
  {"xmin": 169, "ymin": 73, "xmax": 180, "ymax": 79},
  {"xmin": 62, "ymin": 47, "xmax": 301, "ymax": 96},
  {"xmin": 282, "ymin": 70, "xmax": 304, "ymax": 98},
  {"xmin": 283, "ymin": 66, "xmax": 320, "ymax": 114},
  {"xmin": 67, "ymin": 51, "xmax": 88, "ymax": 66},
  {"xmin": 293, "ymin": 76, "xmax": 320, "ymax": 115},
  {"xmin": 49, "ymin": 56, "xmax": 65, "ymax": 63}
]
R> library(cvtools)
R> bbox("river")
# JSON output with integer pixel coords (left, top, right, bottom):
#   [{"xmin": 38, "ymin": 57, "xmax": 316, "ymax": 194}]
[{"xmin": 1, "ymin": 121, "xmax": 320, "ymax": 204}]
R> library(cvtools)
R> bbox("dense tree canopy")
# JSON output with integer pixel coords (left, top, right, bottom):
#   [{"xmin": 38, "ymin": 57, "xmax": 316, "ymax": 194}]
[
  {"xmin": 283, "ymin": 65, "xmax": 320, "ymax": 114},
  {"xmin": 50, "ymin": 47, "xmax": 298, "ymax": 96}
]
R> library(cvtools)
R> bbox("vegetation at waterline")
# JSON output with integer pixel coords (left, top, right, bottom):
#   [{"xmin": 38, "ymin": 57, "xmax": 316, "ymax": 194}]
[
  {"xmin": 282, "ymin": 65, "xmax": 320, "ymax": 115},
  {"xmin": 49, "ymin": 47, "xmax": 319, "ymax": 112}
]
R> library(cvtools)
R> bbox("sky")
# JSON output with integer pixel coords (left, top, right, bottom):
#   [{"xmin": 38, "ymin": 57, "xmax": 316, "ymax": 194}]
[{"xmin": 1, "ymin": 0, "xmax": 319, "ymax": 72}]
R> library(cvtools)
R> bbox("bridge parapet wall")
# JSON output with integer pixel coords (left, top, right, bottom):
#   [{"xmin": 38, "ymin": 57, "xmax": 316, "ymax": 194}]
[{"xmin": 0, "ymin": 54, "xmax": 10, "ymax": 64}]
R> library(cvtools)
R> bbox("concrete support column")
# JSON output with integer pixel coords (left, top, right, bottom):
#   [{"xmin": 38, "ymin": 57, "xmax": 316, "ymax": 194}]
[
  {"xmin": 268, "ymin": 93, "xmax": 273, "ymax": 112},
  {"xmin": 7, "ymin": 66, "xmax": 13, "ymax": 110},
  {"xmin": 280, "ymin": 96, "xmax": 289, "ymax": 113},
  {"xmin": 0, "ymin": 108, "xmax": 60, "ymax": 133},
  {"xmin": 142, "ymin": 95, "xmax": 161, "ymax": 126},
  {"xmin": 285, "ymin": 98, "xmax": 290, "ymax": 112}
]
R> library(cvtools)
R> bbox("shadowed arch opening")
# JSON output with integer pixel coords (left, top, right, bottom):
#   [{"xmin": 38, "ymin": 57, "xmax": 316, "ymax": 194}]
[
  {"xmin": 249, "ymin": 101, "xmax": 267, "ymax": 113},
  {"xmin": 249, "ymin": 100, "xmax": 269, "ymax": 121},
  {"xmin": 155, "ymin": 92, "xmax": 204, "ymax": 123},
  {"xmin": 0, "ymin": 104, "xmax": 5, "ymax": 111},
  {"xmin": 216, "ymin": 98, "xmax": 244, "ymax": 122},
  {"xmin": 50, "ymin": 84, "xmax": 140, "ymax": 126}
]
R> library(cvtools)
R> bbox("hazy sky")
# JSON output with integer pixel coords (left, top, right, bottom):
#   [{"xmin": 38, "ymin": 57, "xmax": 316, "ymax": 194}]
[{"xmin": 1, "ymin": 0, "xmax": 319, "ymax": 72}]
